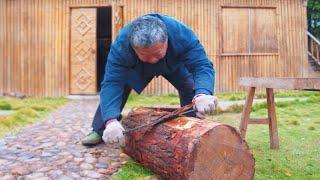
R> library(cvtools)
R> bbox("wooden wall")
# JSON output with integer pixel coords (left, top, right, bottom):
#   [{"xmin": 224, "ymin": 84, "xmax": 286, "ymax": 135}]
[{"xmin": 0, "ymin": 0, "xmax": 311, "ymax": 97}]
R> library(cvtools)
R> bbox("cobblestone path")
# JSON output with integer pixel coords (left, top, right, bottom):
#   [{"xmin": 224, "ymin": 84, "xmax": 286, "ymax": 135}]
[{"xmin": 0, "ymin": 100, "xmax": 126, "ymax": 179}]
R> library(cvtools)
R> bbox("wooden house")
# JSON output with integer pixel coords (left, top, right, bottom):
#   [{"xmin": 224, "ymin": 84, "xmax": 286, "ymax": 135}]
[{"xmin": 0, "ymin": 0, "xmax": 319, "ymax": 97}]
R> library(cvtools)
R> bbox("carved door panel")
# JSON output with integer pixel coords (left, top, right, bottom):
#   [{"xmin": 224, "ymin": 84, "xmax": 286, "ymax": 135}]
[
  {"xmin": 70, "ymin": 8, "xmax": 97, "ymax": 94},
  {"xmin": 112, "ymin": 5, "xmax": 123, "ymax": 40}
]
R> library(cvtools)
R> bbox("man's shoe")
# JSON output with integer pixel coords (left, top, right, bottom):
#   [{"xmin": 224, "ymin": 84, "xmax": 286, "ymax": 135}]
[{"xmin": 81, "ymin": 131, "xmax": 102, "ymax": 146}]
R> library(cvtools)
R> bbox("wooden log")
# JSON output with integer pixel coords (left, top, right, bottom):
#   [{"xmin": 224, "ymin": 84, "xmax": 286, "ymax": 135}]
[{"xmin": 122, "ymin": 107, "xmax": 255, "ymax": 180}]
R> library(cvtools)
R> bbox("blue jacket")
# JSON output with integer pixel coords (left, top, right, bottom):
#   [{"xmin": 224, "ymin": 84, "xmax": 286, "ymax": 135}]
[{"xmin": 100, "ymin": 14, "xmax": 215, "ymax": 122}]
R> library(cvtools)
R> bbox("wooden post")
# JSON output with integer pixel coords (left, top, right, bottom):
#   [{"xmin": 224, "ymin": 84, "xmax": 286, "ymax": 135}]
[
  {"xmin": 266, "ymin": 88, "xmax": 279, "ymax": 149},
  {"xmin": 239, "ymin": 87, "xmax": 256, "ymax": 138}
]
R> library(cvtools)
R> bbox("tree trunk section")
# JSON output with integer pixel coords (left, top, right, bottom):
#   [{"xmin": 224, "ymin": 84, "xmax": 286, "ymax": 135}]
[{"xmin": 122, "ymin": 107, "xmax": 255, "ymax": 180}]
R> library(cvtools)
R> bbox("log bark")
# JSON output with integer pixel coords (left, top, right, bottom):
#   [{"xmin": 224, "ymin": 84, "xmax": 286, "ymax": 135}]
[{"xmin": 122, "ymin": 107, "xmax": 255, "ymax": 180}]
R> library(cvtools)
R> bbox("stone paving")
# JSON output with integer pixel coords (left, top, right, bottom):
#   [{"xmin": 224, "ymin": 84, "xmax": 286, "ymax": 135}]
[{"xmin": 0, "ymin": 100, "xmax": 127, "ymax": 179}]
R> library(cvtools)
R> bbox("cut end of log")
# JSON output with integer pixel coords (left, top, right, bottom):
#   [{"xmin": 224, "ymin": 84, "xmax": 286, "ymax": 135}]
[{"xmin": 189, "ymin": 124, "xmax": 255, "ymax": 179}]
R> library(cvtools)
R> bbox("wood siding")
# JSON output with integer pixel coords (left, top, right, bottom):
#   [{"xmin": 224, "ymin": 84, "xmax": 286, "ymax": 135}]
[{"xmin": 0, "ymin": 0, "xmax": 312, "ymax": 96}]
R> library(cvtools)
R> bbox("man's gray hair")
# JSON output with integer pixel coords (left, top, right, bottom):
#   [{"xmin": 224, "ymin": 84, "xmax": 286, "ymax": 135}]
[{"xmin": 128, "ymin": 15, "xmax": 168, "ymax": 48}]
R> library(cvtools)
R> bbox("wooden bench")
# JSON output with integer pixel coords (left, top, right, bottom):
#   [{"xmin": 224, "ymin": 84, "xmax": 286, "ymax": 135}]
[{"xmin": 239, "ymin": 77, "xmax": 320, "ymax": 149}]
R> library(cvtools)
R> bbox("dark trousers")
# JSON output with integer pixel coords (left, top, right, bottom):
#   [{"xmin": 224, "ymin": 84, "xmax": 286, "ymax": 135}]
[{"xmin": 92, "ymin": 66, "xmax": 195, "ymax": 136}]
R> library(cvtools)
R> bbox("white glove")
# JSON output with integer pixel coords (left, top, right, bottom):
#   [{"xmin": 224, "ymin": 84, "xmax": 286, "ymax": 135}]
[
  {"xmin": 193, "ymin": 94, "xmax": 218, "ymax": 119},
  {"xmin": 102, "ymin": 119, "xmax": 125, "ymax": 146}
]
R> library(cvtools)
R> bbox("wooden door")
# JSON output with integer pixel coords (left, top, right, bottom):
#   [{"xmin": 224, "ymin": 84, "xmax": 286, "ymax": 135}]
[
  {"xmin": 112, "ymin": 5, "xmax": 124, "ymax": 40},
  {"xmin": 70, "ymin": 8, "xmax": 97, "ymax": 94}
]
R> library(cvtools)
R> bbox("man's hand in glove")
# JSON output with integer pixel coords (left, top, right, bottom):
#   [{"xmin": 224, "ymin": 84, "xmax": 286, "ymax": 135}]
[
  {"xmin": 102, "ymin": 119, "xmax": 125, "ymax": 146},
  {"xmin": 193, "ymin": 94, "xmax": 218, "ymax": 119}
]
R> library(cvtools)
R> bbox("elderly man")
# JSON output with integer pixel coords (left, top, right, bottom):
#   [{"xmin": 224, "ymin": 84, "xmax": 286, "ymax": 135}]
[{"xmin": 81, "ymin": 14, "xmax": 217, "ymax": 146}]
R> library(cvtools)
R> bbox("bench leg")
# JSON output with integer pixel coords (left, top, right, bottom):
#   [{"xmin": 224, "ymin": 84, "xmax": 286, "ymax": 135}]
[
  {"xmin": 239, "ymin": 87, "xmax": 256, "ymax": 139},
  {"xmin": 266, "ymin": 88, "xmax": 279, "ymax": 149}
]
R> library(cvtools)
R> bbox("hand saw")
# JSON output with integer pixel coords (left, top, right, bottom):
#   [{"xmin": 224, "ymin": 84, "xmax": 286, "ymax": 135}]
[{"xmin": 124, "ymin": 103, "xmax": 195, "ymax": 134}]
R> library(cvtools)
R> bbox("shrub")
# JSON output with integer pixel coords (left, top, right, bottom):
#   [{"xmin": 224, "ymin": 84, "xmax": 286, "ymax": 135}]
[
  {"xmin": 288, "ymin": 119, "xmax": 300, "ymax": 125},
  {"xmin": 0, "ymin": 103, "xmax": 12, "ymax": 110},
  {"xmin": 308, "ymin": 125, "xmax": 316, "ymax": 130}
]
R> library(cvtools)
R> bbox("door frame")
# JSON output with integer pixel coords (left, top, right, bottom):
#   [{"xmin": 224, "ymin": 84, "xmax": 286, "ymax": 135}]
[{"xmin": 67, "ymin": 4, "xmax": 124, "ymax": 95}]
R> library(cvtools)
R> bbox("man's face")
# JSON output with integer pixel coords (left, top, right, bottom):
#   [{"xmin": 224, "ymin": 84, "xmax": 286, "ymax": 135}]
[{"xmin": 133, "ymin": 41, "xmax": 168, "ymax": 64}]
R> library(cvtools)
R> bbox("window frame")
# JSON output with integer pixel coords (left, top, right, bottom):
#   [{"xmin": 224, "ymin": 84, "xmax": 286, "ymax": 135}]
[{"xmin": 219, "ymin": 5, "xmax": 280, "ymax": 56}]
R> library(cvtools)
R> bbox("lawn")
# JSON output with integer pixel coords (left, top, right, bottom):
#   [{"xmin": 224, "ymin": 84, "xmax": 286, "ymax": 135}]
[
  {"xmin": 0, "ymin": 92, "xmax": 318, "ymax": 179},
  {"xmin": 0, "ymin": 96, "xmax": 69, "ymax": 138},
  {"xmin": 117, "ymin": 91, "xmax": 320, "ymax": 180}
]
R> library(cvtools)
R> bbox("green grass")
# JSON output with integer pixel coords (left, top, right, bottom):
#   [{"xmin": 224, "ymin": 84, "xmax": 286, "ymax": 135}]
[
  {"xmin": 218, "ymin": 90, "xmax": 320, "ymax": 101},
  {"xmin": 125, "ymin": 93, "xmax": 180, "ymax": 108},
  {"xmin": 125, "ymin": 90, "xmax": 319, "ymax": 106},
  {"xmin": 0, "ymin": 97, "xmax": 69, "ymax": 138},
  {"xmin": 114, "ymin": 161, "xmax": 154, "ymax": 180},
  {"xmin": 117, "ymin": 91, "xmax": 320, "ymax": 179}
]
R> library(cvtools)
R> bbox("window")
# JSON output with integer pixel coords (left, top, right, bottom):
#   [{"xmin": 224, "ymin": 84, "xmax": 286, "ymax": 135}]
[{"xmin": 222, "ymin": 7, "xmax": 278, "ymax": 54}]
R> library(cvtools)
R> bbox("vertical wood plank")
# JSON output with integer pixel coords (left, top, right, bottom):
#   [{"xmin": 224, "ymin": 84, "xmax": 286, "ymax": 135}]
[
  {"xmin": 0, "ymin": 0, "xmax": 5, "ymax": 93},
  {"xmin": 66, "ymin": 0, "xmax": 70, "ymax": 95},
  {"xmin": 7, "ymin": 0, "xmax": 12, "ymax": 93},
  {"xmin": 35, "ymin": 0, "xmax": 40, "ymax": 96},
  {"xmin": 11, "ymin": 0, "xmax": 16, "ymax": 93},
  {"xmin": 40, "ymin": 0, "xmax": 45, "ymax": 96},
  {"xmin": 61, "ymin": 0, "xmax": 66, "ymax": 95},
  {"xmin": 17, "ymin": 0, "xmax": 21, "ymax": 92},
  {"xmin": 20, "ymin": 0, "xmax": 25, "ymax": 95},
  {"xmin": 45, "ymin": 0, "xmax": 50, "ymax": 96}
]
